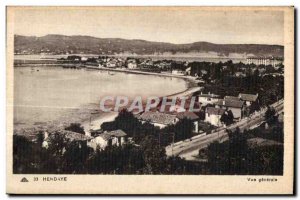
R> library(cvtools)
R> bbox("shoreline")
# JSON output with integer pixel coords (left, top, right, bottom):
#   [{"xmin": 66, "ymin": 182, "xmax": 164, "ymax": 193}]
[
  {"xmin": 14, "ymin": 63, "xmax": 199, "ymax": 87},
  {"xmin": 80, "ymin": 67, "xmax": 201, "ymax": 135},
  {"xmin": 85, "ymin": 65, "xmax": 199, "ymax": 87},
  {"xmin": 81, "ymin": 111, "xmax": 119, "ymax": 136},
  {"xmin": 14, "ymin": 64, "xmax": 201, "ymax": 137}
]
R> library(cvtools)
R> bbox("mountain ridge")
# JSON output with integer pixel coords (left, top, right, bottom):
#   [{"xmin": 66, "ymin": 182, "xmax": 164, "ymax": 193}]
[{"xmin": 14, "ymin": 34, "xmax": 284, "ymax": 57}]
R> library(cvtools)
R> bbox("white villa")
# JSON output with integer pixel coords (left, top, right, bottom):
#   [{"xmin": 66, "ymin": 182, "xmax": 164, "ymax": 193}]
[
  {"xmin": 198, "ymin": 92, "xmax": 221, "ymax": 106},
  {"xmin": 87, "ymin": 129, "xmax": 127, "ymax": 150},
  {"xmin": 205, "ymin": 107, "xmax": 226, "ymax": 127},
  {"xmin": 137, "ymin": 111, "xmax": 179, "ymax": 129}
]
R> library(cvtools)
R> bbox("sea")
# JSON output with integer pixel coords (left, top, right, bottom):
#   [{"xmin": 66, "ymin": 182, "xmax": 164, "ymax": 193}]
[{"xmin": 13, "ymin": 66, "xmax": 188, "ymax": 131}]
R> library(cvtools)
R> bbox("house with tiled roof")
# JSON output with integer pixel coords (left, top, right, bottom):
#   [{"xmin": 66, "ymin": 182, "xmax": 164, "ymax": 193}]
[
  {"xmin": 87, "ymin": 129, "xmax": 127, "ymax": 150},
  {"xmin": 239, "ymin": 93, "xmax": 259, "ymax": 106},
  {"xmin": 138, "ymin": 111, "xmax": 179, "ymax": 129},
  {"xmin": 42, "ymin": 130, "xmax": 93, "ymax": 149},
  {"xmin": 176, "ymin": 111, "xmax": 200, "ymax": 132},
  {"xmin": 215, "ymin": 99, "xmax": 245, "ymax": 120},
  {"xmin": 176, "ymin": 111, "xmax": 199, "ymax": 120},
  {"xmin": 224, "ymin": 96, "xmax": 240, "ymax": 101},
  {"xmin": 205, "ymin": 107, "xmax": 226, "ymax": 127}
]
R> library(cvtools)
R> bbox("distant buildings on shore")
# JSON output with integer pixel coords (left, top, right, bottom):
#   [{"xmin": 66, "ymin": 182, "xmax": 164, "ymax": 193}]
[{"xmin": 246, "ymin": 57, "xmax": 283, "ymax": 67}]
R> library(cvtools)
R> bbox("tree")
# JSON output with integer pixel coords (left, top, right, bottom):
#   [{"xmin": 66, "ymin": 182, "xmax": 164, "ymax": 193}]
[
  {"xmin": 227, "ymin": 129, "xmax": 248, "ymax": 174},
  {"xmin": 87, "ymin": 144, "xmax": 145, "ymax": 174},
  {"xmin": 140, "ymin": 135, "xmax": 167, "ymax": 174},
  {"xmin": 207, "ymin": 128, "xmax": 249, "ymax": 175},
  {"xmin": 220, "ymin": 110, "xmax": 234, "ymax": 125},
  {"xmin": 165, "ymin": 156, "xmax": 187, "ymax": 174},
  {"xmin": 227, "ymin": 110, "xmax": 234, "ymax": 123},
  {"xmin": 245, "ymin": 143, "xmax": 283, "ymax": 175},
  {"xmin": 100, "ymin": 121, "xmax": 117, "ymax": 132},
  {"xmin": 65, "ymin": 123, "xmax": 85, "ymax": 134},
  {"xmin": 41, "ymin": 132, "xmax": 70, "ymax": 173},
  {"xmin": 265, "ymin": 106, "xmax": 277, "ymax": 125},
  {"xmin": 165, "ymin": 118, "xmax": 194, "ymax": 142},
  {"xmin": 62, "ymin": 141, "xmax": 93, "ymax": 173},
  {"xmin": 206, "ymin": 141, "xmax": 229, "ymax": 174},
  {"xmin": 249, "ymin": 100, "xmax": 260, "ymax": 114},
  {"xmin": 101, "ymin": 110, "xmax": 161, "ymax": 144},
  {"xmin": 36, "ymin": 131, "xmax": 45, "ymax": 146},
  {"xmin": 13, "ymin": 135, "xmax": 35, "ymax": 173},
  {"xmin": 110, "ymin": 109, "xmax": 141, "ymax": 137}
]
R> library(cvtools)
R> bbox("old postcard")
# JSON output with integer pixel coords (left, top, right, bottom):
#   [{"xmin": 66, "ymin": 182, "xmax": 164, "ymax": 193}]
[{"xmin": 6, "ymin": 6, "xmax": 294, "ymax": 194}]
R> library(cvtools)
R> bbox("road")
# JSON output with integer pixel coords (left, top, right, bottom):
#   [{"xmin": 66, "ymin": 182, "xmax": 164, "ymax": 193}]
[
  {"xmin": 166, "ymin": 86, "xmax": 202, "ymax": 98},
  {"xmin": 165, "ymin": 99, "xmax": 284, "ymax": 160},
  {"xmin": 86, "ymin": 65, "xmax": 198, "ymax": 82}
]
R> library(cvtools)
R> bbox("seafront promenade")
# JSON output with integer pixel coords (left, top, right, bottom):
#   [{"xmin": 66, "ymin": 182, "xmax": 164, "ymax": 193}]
[{"xmin": 85, "ymin": 65, "xmax": 199, "ymax": 83}]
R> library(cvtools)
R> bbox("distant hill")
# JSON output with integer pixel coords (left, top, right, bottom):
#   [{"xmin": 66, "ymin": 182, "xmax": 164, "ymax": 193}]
[{"xmin": 14, "ymin": 34, "xmax": 284, "ymax": 58}]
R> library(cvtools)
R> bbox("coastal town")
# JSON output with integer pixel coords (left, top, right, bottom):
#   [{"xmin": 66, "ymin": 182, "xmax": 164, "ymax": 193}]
[
  {"xmin": 14, "ymin": 53, "xmax": 284, "ymax": 175},
  {"xmin": 15, "ymin": 54, "xmax": 284, "ymax": 79},
  {"xmin": 7, "ymin": 6, "xmax": 295, "ymax": 196}
]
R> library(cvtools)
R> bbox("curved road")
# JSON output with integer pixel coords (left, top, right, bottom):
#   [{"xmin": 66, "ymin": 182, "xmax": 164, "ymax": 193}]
[{"xmin": 166, "ymin": 99, "xmax": 284, "ymax": 160}]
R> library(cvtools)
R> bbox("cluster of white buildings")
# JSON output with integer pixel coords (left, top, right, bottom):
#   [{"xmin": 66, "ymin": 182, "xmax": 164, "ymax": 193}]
[
  {"xmin": 95, "ymin": 56, "xmax": 188, "ymax": 74},
  {"xmin": 42, "ymin": 129, "xmax": 128, "ymax": 151},
  {"xmin": 198, "ymin": 92, "xmax": 259, "ymax": 127},
  {"xmin": 246, "ymin": 57, "xmax": 283, "ymax": 67}
]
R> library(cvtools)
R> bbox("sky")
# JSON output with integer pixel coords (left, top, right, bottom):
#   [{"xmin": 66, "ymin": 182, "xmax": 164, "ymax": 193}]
[{"xmin": 12, "ymin": 7, "xmax": 284, "ymax": 45}]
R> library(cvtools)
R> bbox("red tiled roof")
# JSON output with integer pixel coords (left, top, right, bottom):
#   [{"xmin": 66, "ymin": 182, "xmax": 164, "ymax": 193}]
[
  {"xmin": 98, "ymin": 129, "xmax": 127, "ymax": 141},
  {"xmin": 239, "ymin": 93, "xmax": 258, "ymax": 102},
  {"xmin": 107, "ymin": 129, "xmax": 127, "ymax": 137},
  {"xmin": 47, "ymin": 130, "xmax": 92, "ymax": 142},
  {"xmin": 215, "ymin": 99, "xmax": 244, "ymax": 108},
  {"xmin": 139, "ymin": 111, "xmax": 177, "ymax": 125},
  {"xmin": 224, "ymin": 96, "xmax": 240, "ymax": 101},
  {"xmin": 206, "ymin": 107, "xmax": 226, "ymax": 115},
  {"xmin": 176, "ymin": 111, "xmax": 199, "ymax": 120}
]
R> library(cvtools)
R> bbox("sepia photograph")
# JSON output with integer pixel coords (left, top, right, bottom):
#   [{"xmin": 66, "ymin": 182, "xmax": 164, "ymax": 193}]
[{"xmin": 6, "ymin": 6, "xmax": 294, "ymax": 194}]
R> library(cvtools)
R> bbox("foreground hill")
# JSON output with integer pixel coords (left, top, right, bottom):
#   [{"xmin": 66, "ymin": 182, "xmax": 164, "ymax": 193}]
[{"xmin": 14, "ymin": 34, "xmax": 284, "ymax": 57}]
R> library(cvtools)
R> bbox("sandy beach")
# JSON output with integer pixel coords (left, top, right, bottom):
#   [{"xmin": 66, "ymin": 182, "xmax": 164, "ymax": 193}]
[{"xmin": 81, "ymin": 111, "xmax": 119, "ymax": 136}]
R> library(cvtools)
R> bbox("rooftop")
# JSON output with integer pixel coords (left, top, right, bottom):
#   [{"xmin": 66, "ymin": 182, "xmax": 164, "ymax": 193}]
[
  {"xmin": 138, "ymin": 111, "xmax": 177, "ymax": 125},
  {"xmin": 215, "ymin": 99, "xmax": 244, "ymax": 108},
  {"xmin": 239, "ymin": 93, "xmax": 258, "ymax": 102},
  {"xmin": 97, "ymin": 129, "xmax": 127, "ymax": 140},
  {"xmin": 198, "ymin": 93, "xmax": 220, "ymax": 98},
  {"xmin": 46, "ymin": 130, "xmax": 92, "ymax": 142},
  {"xmin": 206, "ymin": 107, "xmax": 226, "ymax": 115},
  {"xmin": 107, "ymin": 129, "xmax": 127, "ymax": 137},
  {"xmin": 224, "ymin": 96, "xmax": 240, "ymax": 101},
  {"xmin": 176, "ymin": 111, "xmax": 199, "ymax": 121}
]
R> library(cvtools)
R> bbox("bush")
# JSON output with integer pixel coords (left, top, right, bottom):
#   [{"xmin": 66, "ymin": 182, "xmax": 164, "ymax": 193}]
[{"xmin": 65, "ymin": 123, "xmax": 85, "ymax": 134}]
